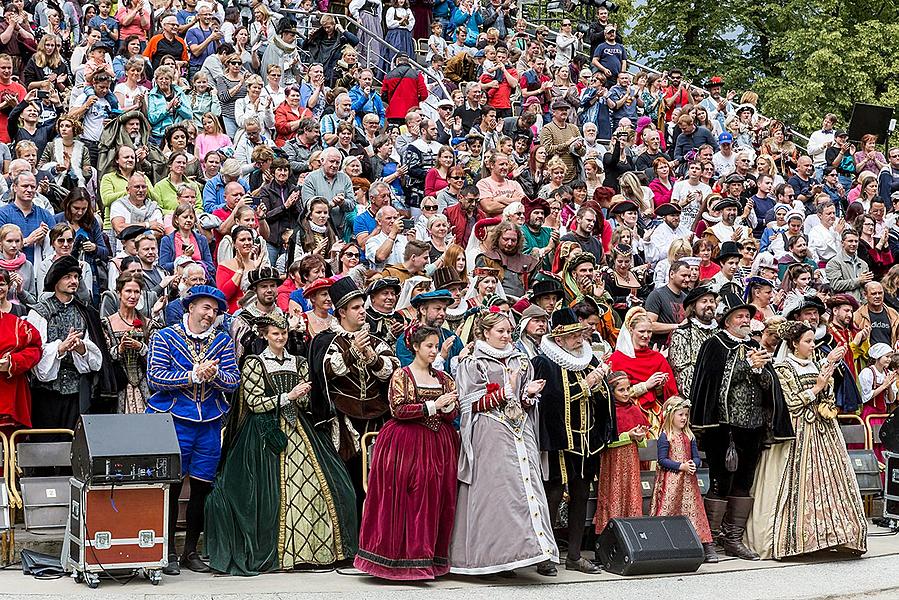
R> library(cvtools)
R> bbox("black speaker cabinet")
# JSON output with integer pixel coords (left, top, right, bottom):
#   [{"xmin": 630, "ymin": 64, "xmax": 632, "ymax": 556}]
[
  {"xmin": 847, "ymin": 103, "xmax": 895, "ymax": 144},
  {"xmin": 597, "ymin": 516, "xmax": 704, "ymax": 576}
]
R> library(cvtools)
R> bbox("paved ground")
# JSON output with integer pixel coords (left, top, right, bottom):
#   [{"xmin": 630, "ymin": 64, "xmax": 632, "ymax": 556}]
[{"xmin": 2, "ymin": 527, "xmax": 898, "ymax": 599}]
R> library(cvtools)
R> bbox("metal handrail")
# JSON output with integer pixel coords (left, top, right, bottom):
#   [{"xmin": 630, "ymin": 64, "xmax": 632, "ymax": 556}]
[{"xmin": 284, "ymin": 8, "xmax": 450, "ymax": 100}]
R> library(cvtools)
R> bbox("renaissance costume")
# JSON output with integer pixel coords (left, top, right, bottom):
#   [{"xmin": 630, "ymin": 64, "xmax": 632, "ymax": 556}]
[
  {"xmin": 355, "ymin": 366, "xmax": 460, "ymax": 580},
  {"xmin": 450, "ymin": 339, "xmax": 560, "ymax": 574},
  {"xmin": 206, "ymin": 328, "xmax": 357, "ymax": 575},
  {"xmin": 27, "ymin": 257, "xmax": 107, "ymax": 436},
  {"xmin": 771, "ymin": 352, "xmax": 867, "ymax": 559},
  {"xmin": 608, "ymin": 309, "xmax": 679, "ymax": 433},
  {"xmin": 593, "ymin": 373, "xmax": 646, "ymax": 536},
  {"xmin": 0, "ymin": 311, "xmax": 42, "ymax": 430},
  {"xmin": 146, "ymin": 285, "xmax": 240, "ymax": 573},
  {"xmin": 533, "ymin": 309, "xmax": 616, "ymax": 571},
  {"xmin": 668, "ymin": 287, "xmax": 718, "ymax": 401},
  {"xmin": 690, "ymin": 293, "xmax": 793, "ymax": 560},
  {"xmin": 308, "ymin": 277, "xmax": 399, "ymax": 515}
]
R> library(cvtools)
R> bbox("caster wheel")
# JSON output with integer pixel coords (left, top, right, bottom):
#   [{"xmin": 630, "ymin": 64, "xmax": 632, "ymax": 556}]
[
  {"xmin": 87, "ymin": 580, "xmax": 99, "ymax": 589},
  {"xmin": 149, "ymin": 570, "xmax": 162, "ymax": 585},
  {"xmin": 74, "ymin": 572, "xmax": 84, "ymax": 584},
  {"xmin": 85, "ymin": 573, "xmax": 100, "ymax": 589}
]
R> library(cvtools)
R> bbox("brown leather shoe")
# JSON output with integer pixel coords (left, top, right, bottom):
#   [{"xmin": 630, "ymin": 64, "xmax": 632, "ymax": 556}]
[{"xmin": 565, "ymin": 557, "xmax": 601, "ymax": 574}]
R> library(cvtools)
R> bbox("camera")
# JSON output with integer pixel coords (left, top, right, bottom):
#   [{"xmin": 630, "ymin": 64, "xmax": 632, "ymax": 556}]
[
  {"xmin": 401, "ymin": 218, "xmax": 416, "ymax": 230},
  {"xmin": 575, "ymin": 23, "xmax": 591, "ymax": 35},
  {"xmin": 71, "ymin": 235, "xmax": 84, "ymax": 260},
  {"xmin": 594, "ymin": 0, "xmax": 618, "ymax": 11},
  {"xmin": 37, "ymin": 90, "xmax": 48, "ymax": 99}
]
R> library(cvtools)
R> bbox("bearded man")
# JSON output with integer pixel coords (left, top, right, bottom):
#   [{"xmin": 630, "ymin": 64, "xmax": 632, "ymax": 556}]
[{"xmin": 690, "ymin": 292, "xmax": 792, "ymax": 561}]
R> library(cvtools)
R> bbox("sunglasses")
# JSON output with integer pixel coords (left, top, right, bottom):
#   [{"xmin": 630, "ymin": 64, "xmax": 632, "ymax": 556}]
[
  {"xmin": 422, "ymin": 205, "xmax": 438, "ymax": 210},
  {"xmin": 343, "ymin": 252, "xmax": 360, "ymax": 258},
  {"xmin": 229, "ymin": 61, "xmax": 242, "ymax": 65}
]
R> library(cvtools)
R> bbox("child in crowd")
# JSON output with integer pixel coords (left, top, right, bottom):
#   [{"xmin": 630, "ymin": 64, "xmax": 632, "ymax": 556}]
[
  {"xmin": 593, "ymin": 370, "xmax": 647, "ymax": 534},
  {"xmin": 650, "ymin": 396, "xmax": 717, "ymax": 563},
  {"xmin": 190, "ymin": 72, "xmax": 221, "ymax": 127},
  {"xmin": 426, "ymin": 21, "xmax": 447, "ymax": 62}
]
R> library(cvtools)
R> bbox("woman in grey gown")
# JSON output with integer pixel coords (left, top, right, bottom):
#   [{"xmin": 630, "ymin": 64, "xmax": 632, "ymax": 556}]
[
  {"xmin": 348, "ymin": 0, "xmax": 387, "ymax": 75},
  {"xmin": 450, "ymin": 309, "xmax": 560, "ymax": 576}
]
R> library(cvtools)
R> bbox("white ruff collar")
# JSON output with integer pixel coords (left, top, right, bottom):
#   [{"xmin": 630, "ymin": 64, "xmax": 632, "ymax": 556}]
[
  {"xmin": 182, "ymin": 315, "xmax": 214, "ymax": 340},
  {"xmin": 475, "ymin": 339, "xmax": 516, "ymax": 359},
  {"xmin": 539, "ymin": 337, "xmax": 593, "ymax": 371},
  {"xmin": 691, "ymin": 318, "xmax": 718, "ymax": 330}
]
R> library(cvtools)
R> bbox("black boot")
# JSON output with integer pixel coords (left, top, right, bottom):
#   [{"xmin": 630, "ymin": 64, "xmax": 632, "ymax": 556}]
[
  {"xmin": 704, "ymin": 497, "xmax": 728, "ymax": 549},
  {"xmin": 702, "ymin": 543, "xmax": 719, "ymax": 563},
  {"xmin": 721, "ymin": 496, "xmax": 760, "ymax": 561}
]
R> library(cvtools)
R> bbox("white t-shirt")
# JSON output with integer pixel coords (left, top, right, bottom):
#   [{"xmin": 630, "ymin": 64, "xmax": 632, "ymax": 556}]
[
  {"xmin": 114, "ymin": 82, "xmax": 147, "ymax": 112},
  {"xmin": 73, "ymin": 92, "xmax": 113, "ymax": 142},
  {"xmin": 671, "ymin": 179, "xmax": 712, "ymax": 204}
]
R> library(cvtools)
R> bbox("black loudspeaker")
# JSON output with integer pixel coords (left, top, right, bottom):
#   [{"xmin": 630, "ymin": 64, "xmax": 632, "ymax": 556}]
[
  {"xmin": 847, "ymin": 103, "xmax": 895, "ymax": 144},
  {"xmin": 71, "ymin": 414, "xmax": 182, "ymax": 485},
  {"xmin": 596, "ymin": 516, "xmax": 704, "ymax": 576}
]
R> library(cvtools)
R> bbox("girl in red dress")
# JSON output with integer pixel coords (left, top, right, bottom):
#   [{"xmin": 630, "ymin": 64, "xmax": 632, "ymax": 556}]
[
  {"xmin": 650, "ymin": 396, "xmax": 717, "ymax": 562},
  {"xmin": 354, "ymin": 325, "xmax": 460, "ymax": 581},
  {"xmin": 593, "ymin": 371, "xmax": 648, "ymax": 534}
]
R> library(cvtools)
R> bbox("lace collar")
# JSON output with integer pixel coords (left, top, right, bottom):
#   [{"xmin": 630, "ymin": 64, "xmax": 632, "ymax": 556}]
[
  {"xmin": 182, "ymin": 314, "xmax": 215, "ymax": 340},
  {"xmin": 691, "ymin": 318, "xmax": 717, "ymax": 330},
  {"xmin": 539, "ymin": 337, "xmax": 593, "ymax": 372},
  {"xmin": 786, "ymin": 352, "xmax": 814, "ymax": 367},
  {"xmin": 722, "ymin": 329, "xmax": 750, "ymax": 343},
  {"xmin": 474, "ymin": 339, "xmax": 516, "ymax": 360},
  {"xmin": 329, "ymin": 320, "xmax": 357, "ymax": 337},
  {"xmin": 309, "ymin": 221, "xmax": 328, "ymax": 234},
  {"xmin": 261, "ymin": 346, "xmax": 293, "ymax": 365}
]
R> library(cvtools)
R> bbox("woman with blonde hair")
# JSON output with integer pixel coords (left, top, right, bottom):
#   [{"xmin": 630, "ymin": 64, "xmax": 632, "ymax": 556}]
[
  {"xmin": 761, "ymin": 121, "xmax": 798, "ymax": 177},
  {"xmin": 451, "ymin": 309, "xmax": 558, "ymax": 576},
  {"xmin": 23, "ymin": 34, "xmax": 69, "ymax": 93},
  {"xmin": 538, "ymin": 156, "xmax": 568, "ymax": 199},
  {"xmin": 0, "ymin": 224, "xmax": 36, "ymax": 306},
  {"xmin": 194, "ymin": 112, "xmax": 232, "ymax": 160},
  {"xmin": 654, "ymin": 238, "xmax": 692, "ymax": 289},
  {"xmin": 619, "ymin": 171, "xmax": 653, "ymax": 225},
  {"xmin": 608, "ymin": 307, "xmax": 679, "ymax": 432}
]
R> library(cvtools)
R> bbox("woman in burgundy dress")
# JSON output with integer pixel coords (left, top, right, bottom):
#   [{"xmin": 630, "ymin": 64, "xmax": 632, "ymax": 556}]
[{"xmin": 354, "ymin": 325, "xmax": 460, "ymax": 580}]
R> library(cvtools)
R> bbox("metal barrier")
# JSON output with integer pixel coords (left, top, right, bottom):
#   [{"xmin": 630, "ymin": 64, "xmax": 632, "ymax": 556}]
[
  {"xmin": 284, "ymin": 8, "xmax": 450, "ymax": 101},
  {"xmin": 8, "ymin": 429, "xmax": 75, "ymax": 559},
  {"xmin": 838, "ymin": 413, "xmax": 870, "ymax": 449}
]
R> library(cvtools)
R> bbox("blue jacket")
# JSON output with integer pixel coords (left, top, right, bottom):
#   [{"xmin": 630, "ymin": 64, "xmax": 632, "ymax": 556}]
[
  {"xmin": 348, "ymin": 85, "xmax": 386, "ymax": 128},
  {"xmin": 450, "ymin": 8, "xmax": 483, "ymax": 46},
  {"xmin": 202, "ymin": 174, "xmax": 250, "ymax": 213},
  {"xmin": 147, "ymin": 323, "xmax": 239, "ymax": 422},
  {"xmin": 395, "ymin": 326, "xmax": 463, "ymax": 371},
  {"xmin": 147, "ymin": 84, "xmax": 193, "ymax": 139},
  {"xmin": 158, "ymin": 231, "xmax": 215, "ymax": 281}
]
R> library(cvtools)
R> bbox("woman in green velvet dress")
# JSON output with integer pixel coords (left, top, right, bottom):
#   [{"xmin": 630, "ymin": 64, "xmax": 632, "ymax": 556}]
[{"xmin": 205, "ymin": 314, "xmax": 358, "ymax": 575}]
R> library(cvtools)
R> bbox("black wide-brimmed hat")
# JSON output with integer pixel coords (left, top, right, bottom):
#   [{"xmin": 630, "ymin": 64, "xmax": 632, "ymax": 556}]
[
  {"xmin": 714, "ymin": 241, "xmax": 743, "ymax": 264},
  {"xmin": 716, "ymin": 290, "xmax": 757, "ymax": 323},
  {"xmin": 328, "ymin": 276, "xmax": 365, "ymax": 310},
  {"xmin": 247, "ymin": 266, "xmax": 283, "ymax": 288},
  {"xmin": 44, "ymin": 255, "xmax": 81, "ymax": 292},
  {"xmin": 366, "ymin": 276, "xmax": 401, "ymax": 296},
  {"xmin": 531, "ymin": 278, "xmax": 563, "ymax": 301},
  {"xmin": 683, "ymin": 285, "xmax": 716, "ymax": 309},
  {"xmin": 547, "ymin": 307, "xmax": 588, "ymax": 338}
]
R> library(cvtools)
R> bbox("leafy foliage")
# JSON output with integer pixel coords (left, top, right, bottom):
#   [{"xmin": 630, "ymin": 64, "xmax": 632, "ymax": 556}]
[{"xmin": 624, "ymin": 0, "xmax": 899, "ymax": 140}]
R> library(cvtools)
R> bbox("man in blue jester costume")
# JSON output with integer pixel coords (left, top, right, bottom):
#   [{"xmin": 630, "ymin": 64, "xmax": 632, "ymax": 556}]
[{"xmin": 147, "ymin": 284, "xmax": 239, "ymax": 576}]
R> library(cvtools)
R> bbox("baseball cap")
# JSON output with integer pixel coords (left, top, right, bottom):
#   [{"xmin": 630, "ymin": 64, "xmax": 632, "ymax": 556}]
[
  {"xmin": 437, "ymin": 99, "xmax": 454, "ymax": 109},
  {"xmin": 718, "ymin": 132, "xmax": 734, "ymax": 144}
]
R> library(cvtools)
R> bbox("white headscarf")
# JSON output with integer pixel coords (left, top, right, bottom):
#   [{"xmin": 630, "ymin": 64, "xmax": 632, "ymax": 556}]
[
  {"xmin": 395, "ymin": 276, "xmax": 432, "ymax": 312},
  {"xmin": 614, "ymin": 306, "xmax": 647, "ymax": 359}
]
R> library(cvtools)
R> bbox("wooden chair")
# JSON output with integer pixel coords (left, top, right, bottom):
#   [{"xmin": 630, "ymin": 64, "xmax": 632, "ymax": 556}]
[
  {"xmin": 0, "ymin": 431, "xmax": 10, "ymax": 564},
  {"xmin": 361, "ymin": 432, "xmax": 378, "ymax": 493}
]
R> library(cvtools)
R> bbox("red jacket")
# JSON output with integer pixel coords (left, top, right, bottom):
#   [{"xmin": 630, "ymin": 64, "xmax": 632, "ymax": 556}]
[
  {"xmin": 445, "ymin": 203, "xmax": 485, "ymax": 247},
  {"xmin": 274, "ymin": 102, "xmax": 313, "ymax": 147},
  {"xmin": 381, "ymin": 63, "xmax": 428, "ymax": 120}
]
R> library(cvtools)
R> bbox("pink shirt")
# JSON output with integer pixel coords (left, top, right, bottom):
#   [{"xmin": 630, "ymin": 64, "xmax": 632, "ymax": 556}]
[
  {"xmin": 475, "ymin": 177, "xmax": 525, "ymax": 216},
  {"xmin": 194, "ymin": 133, "xmax": 232, "ymax": 162}
]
